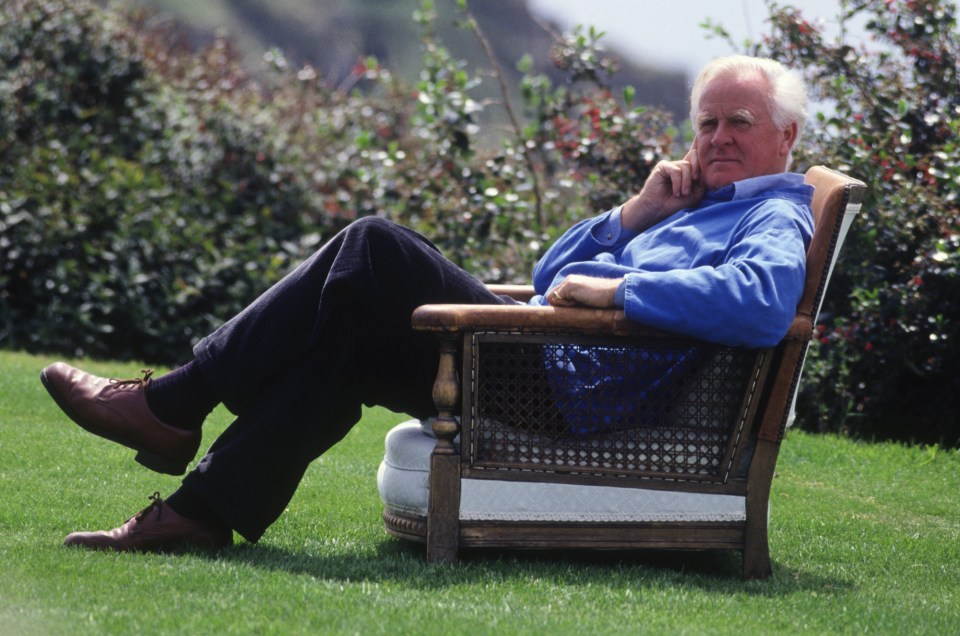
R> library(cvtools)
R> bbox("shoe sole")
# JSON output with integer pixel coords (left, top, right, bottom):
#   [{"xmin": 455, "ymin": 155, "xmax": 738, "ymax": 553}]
[{"xmin": 40, "ymin": 369, "xmax": 188, "ymax": 475}]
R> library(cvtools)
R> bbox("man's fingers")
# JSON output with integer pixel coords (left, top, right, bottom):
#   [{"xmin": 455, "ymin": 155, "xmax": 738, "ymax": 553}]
[
  {"xmin": 685, "ymin": 146, "xmax": 701, "ymax": 182},
  {"xmin": 622, "ymin": 154, "xmax": 707, "ymax": 232},
  {"xmin": 680, "ymin": 142, "xmax": 701, "ymax": 184},
  {"xmin": 660, "ymin": 160, "xmax": 694, "ymax": 198},
  {"xmin": 548, "ymin": 275, "xmax": 620, "ymax": 308},
  {"xmin": 548, "ymin": 287, "xmax": 576, "ymax": 306},
  {"xmin": 678, "ymin": 162, "xmax": 694, "ymax": 197}
]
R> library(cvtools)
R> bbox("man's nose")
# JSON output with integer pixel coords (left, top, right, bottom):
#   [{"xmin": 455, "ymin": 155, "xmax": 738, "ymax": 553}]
[{"xmin": 710, "ymin": 121, "xmax": 734, "ymax": 145}]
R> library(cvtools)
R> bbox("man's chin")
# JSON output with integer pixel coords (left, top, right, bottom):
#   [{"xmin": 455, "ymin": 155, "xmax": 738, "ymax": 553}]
[{"xmin": 704, "ymin": 165, "xmax": 745, "ymax": 190}]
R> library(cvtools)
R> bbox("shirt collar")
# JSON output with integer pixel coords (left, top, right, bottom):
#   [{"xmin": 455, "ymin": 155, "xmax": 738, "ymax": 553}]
[{"xmin": 706, "ymin": 172, "xmax": 806, "ymax": 202}]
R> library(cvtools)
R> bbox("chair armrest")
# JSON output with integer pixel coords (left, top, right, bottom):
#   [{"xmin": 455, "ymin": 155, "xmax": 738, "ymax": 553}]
[
  {"xmin": 412, "ymin": 303, "xmax": 675, "ymax": 338},
  {"xmin": 414, "ymin": 303, "xmax": 813, "ymax": 343},
  {"xmin": 485, "ymin": 284, "xmax": 536, "ymax": 302}
]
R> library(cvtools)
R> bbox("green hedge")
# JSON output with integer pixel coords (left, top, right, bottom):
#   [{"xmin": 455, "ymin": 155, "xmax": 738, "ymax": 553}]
[
  {"xmin": 0, "ymin": 1, "xmax": 324, "ymax": 362},
  {"xmin": 0, "ymin": 0, "xmax": 670, "ymax": 364},
  {"xmin": 748, "ymin": 1, "xmax": 960, "ymax": 446}
]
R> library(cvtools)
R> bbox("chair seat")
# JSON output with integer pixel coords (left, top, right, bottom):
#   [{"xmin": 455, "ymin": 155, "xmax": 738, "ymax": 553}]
[{"xmin": 378, "ymin": 420, "xmax": 746, "ymax": 523}]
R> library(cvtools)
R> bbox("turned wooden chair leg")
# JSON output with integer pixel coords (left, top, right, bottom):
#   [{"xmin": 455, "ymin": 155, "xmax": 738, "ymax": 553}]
[{"xmin": 426, "ymin": 335, "xmax": 461, "ymax": 563}]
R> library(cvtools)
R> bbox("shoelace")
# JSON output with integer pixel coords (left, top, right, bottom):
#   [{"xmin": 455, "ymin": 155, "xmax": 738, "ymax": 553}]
[
  {"xmin": 109, "ymin": 369, "xmax": 154, "ymax": 390},
  {"xmin": 131, "ymin": 491, "xmax": 164, "ymax": 524}
]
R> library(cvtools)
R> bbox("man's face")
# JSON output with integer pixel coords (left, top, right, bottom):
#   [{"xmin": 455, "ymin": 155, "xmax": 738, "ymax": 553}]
[{"xmin": 693, "ymin": 70, "xmax": 798, "ymax": 190}]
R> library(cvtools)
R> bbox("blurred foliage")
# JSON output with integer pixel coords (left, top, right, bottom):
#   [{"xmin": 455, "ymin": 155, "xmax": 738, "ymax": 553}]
[
  {"xmin": 0, "ymin": 0, "xmax": 672, "ymax": 364},
  {"xmin": 0, "ymin": 0, "xmax": 325, "ymax": 362},
  {"xmin": 716, "ymin": 0, "xmax": 959, "ymax": 445}
]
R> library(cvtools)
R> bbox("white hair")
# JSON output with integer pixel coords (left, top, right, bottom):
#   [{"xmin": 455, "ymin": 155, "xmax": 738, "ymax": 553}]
[{"xmin": 689, "ymin": 55, "xmax": 808, "ymax": 154}]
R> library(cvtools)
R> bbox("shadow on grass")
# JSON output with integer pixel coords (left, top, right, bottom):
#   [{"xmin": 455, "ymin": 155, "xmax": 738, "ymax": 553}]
[{"xmin": 196, "ymin": 536, "xmax": 849, "ymax": 595}]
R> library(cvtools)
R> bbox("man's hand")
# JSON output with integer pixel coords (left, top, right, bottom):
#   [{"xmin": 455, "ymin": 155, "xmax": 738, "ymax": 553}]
[
  {"xmin": 620, "ymin": 146, "xmax": 706, "ymax": 232},
  {"xmin": 547, "ymin": 274, "xmax": 622, "ymax": 308}
]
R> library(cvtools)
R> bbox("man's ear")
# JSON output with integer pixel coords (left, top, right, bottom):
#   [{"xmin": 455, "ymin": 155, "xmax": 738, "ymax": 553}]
[{"xmin": 779, "ymin": 122, "xmax": 799, "ymax": 156}]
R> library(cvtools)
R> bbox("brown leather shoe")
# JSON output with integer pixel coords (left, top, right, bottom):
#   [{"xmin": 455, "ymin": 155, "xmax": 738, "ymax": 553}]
[
  {"xmin": 40, "ymin": 362, "xmax": 201, "ymax": 475},
  {"xmin": 64, "ymin": 492, "xmax": 232, "ymax": 552}
]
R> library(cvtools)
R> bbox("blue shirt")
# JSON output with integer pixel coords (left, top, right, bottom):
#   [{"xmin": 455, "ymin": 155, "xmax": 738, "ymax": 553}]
[
  {"xmin": 528, "ymin": 173, "xmax": 814, "ymax": 435},
  {"xmin": 531, "ymin": 173, "xmax": 815, "ymax": 347}
]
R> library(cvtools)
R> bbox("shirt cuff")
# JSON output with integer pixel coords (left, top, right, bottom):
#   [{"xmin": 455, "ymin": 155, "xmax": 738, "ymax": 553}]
[
  {"xmin": 590, "ymin": 206, "xmax": 624, "ymax": 245},
  {"xmin": 614, "ymin": 280, "xmax": 626, "ymax": 307}
]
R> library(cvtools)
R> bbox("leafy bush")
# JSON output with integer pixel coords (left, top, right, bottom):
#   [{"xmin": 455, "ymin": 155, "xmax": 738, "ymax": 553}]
[
  {"xmin": 0, "ymin": 0, "xmax": 672, "ymax": 363},
  {"xmin": 0, "ymin": 1, "xmax": 324, "ymax": 362},
  {"xmin": 725, "ymin": 0, "xmax": 960, "ymax": 445}
]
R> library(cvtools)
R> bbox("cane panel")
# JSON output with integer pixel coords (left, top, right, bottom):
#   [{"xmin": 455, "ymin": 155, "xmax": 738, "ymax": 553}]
[{"xmin": 464, "ymin": 333, "xmax": 765, "ymax": 483}]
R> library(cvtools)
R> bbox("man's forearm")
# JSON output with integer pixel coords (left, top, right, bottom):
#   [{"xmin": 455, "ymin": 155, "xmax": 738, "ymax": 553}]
[{"xmin": 620, "ymin": 194, "xmax": 670, "ymax": 233}]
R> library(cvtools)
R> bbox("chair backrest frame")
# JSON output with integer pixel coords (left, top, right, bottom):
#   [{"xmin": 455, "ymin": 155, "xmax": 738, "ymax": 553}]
[
  {"xmin": 801, "ymin": 166, "xmax": 867, "ymax": 324},
  {"xmin": 757, "ymin": 166, "xmax": 866, "ymax": 443}
]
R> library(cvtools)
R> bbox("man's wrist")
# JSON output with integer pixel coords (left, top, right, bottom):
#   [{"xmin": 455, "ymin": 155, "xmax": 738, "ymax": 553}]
[{"xmin": 621, "ymin": 195, "xmax": 661, "ymax": 232}]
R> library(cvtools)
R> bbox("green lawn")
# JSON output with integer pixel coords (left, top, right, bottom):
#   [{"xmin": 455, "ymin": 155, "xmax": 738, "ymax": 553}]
[{"xmin": 2, "ymin": 349, "xmax": 958, "ymax": 635}]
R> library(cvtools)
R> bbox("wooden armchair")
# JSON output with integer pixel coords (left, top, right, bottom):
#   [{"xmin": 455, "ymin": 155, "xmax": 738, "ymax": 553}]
[{"xmin": 377, "ymin": 166, "xmax": 865, "ymax": 579}]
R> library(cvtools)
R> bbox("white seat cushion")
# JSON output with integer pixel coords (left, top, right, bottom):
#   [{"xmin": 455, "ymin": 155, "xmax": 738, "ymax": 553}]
[{"xmin": 378, "ymin": 420, "xmax": 745, "ymax": 522}]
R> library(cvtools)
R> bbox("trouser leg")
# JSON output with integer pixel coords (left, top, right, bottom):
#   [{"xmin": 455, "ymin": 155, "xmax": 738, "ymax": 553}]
[
  {"xmin": 192, "ymin": 217, "xmax": 506, "ymax": 414},
  {"xmin": 182, "ymin": 312, "xmax": 367, "ymax": 542},
  {"xmin": 182, "ymin": 217, "xmax": 513, "ymax": 540}
]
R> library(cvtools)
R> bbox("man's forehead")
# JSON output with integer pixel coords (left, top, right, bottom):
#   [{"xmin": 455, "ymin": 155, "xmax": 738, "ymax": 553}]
[{"xmin": 696, "ymin": 72, "xmax": 770, "ymax": 115}]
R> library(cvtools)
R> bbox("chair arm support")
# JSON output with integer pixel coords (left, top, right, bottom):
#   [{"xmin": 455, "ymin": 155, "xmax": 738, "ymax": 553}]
[{"xmin": 412, "ymin": 303, "xmax": 675, "ymax": 338}]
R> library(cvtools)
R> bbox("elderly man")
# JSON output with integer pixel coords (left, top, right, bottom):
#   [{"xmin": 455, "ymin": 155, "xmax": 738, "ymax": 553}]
[{"xmin": 41, "ymin": 55, "xmax": 813, "ymax": 551}]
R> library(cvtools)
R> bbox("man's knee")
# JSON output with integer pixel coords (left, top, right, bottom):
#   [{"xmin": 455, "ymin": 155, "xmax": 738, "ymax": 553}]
[
  {"xmin": 345, "ymin": 215, "xmax": 439, "ymax": 257},
  {"xmin": 347, "ymin": 215, "xmax": 398, "ymax": 237}
]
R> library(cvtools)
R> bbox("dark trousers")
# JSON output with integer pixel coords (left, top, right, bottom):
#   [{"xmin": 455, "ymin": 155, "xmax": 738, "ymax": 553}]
[{"xmin": 183, "ymin": 217, "xmax": 512, "ymax": 541}]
